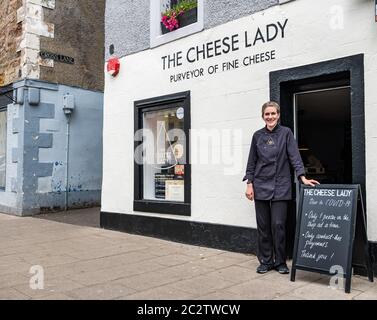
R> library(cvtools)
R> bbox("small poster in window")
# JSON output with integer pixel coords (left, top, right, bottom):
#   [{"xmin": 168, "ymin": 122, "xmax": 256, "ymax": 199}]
[
  {"xmin": 174, "ymin": 165, "xmax": 184, "ymax": 176},
  {"xmin": 173, "ymin": 144, "xmax": 184, "ymax": 159},
  {"xmin": 176, "ymin": 107, "xmax": 184, "ymax": 120},
  {"xmin": 155, "ymin": 173, "xmax": 174, "ymax": 199},
  {"xmin": 165, "ymin": 180, "xmax": 184, "ymax": 202}
]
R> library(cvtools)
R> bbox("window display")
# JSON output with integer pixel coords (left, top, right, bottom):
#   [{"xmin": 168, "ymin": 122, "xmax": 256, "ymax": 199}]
[
  {"xmin": 143, "ymin": 107, "xmax": 186, "ymax": 202},
  {"xmin": 134, "ymin": 91, "xmax": 190, "ymax": 215}
]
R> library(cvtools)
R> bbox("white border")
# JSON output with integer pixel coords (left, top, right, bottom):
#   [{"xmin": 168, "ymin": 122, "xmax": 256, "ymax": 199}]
[{"xmin": 150, "ymin": 0, "xmax": 204, "ymax": 48}]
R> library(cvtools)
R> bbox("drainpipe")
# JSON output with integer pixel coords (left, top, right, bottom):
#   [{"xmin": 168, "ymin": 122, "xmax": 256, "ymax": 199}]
[{"xmin": 62, "ymin": 94, "xmax": 75, "ymax": 211}]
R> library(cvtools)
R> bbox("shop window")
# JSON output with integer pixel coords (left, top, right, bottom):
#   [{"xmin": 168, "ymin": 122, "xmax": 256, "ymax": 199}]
[
  {"xmin": 150, "ymin": 0, "xmax": 203, "ymax": 48},
  {"xmin": 0, "ymin": 110, "xmax": 7, "ymax": 190},
  {"xmin": 134, "ymin": 91, "xmax": 191, "ymax": 216}
]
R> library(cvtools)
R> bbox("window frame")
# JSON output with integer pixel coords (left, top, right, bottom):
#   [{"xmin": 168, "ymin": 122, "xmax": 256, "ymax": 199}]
[
  {"xmin": 134, "ymin": 91, "xmax": 191, "ymax": 216},
  {"xmin": 150, "ymin": 0, "xmax": 204, "ymax": 48}
]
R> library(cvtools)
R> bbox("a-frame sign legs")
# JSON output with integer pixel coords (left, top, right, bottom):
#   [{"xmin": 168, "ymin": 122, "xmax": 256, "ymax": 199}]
[
  {"xmin": 341, "ymin": 186, "xmax": 372, "ymax": 293},
  {"xmin": 345, "ymin": 276, "xmax": 351, "ymax": 294},
  {"xmin": 290, "ymin": 267, "xmax": 296, "ymax": 282},
  {"xmin": 358, "ymin": 186, "xmax": 374, "ymax": 283}
]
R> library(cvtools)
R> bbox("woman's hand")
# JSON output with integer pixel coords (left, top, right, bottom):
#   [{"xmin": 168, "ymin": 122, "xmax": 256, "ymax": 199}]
[
  {"xmin": 300, "ymin": 176, "xmax": 320, "ymax": 187},
  {"xmin": 245, "ymin": 183, "xmax": 254, "ymax": 201}
]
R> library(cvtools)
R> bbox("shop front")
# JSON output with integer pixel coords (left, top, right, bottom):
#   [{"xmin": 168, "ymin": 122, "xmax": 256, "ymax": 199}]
[{"xmin": 101, "ymin": 0, "xmax": 377, "ymax": 264}]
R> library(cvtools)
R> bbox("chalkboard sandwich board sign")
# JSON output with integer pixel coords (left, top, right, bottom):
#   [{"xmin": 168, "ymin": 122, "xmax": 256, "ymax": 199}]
[{"xmin": 291, "ymin": 184, "xmax": 373, "ymax": 293}]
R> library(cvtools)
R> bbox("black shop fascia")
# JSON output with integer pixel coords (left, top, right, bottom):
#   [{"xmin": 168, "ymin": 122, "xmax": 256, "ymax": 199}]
[{"xmin": 161, "ymin": 18, "xmax": 288, "ymax": 70}]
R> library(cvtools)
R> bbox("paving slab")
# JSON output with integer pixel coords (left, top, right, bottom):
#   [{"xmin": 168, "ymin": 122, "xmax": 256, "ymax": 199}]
[
  {"xmin": 120, "ymin": 285, "xmax": 195, "ymax": 300},
  {"xmin": 194, "ymin": 290, "xmax": 247, "ymax": 300},
  {"xmin": 194, "ymin": 254, "xmax": 247, "ymax": 270},
  {"xmin": 113, "ymin": 270, "xmax": 183, "ymax": 292},
  {"xmin": 0, "ymin": 288, "xmax": 30, "ymax": 300},
  {"xmin": 36, "ymin": 293, "xmax": 75, "ymax": 300},
  {"xmin": 147, "ymin": 254, "xmax": 200, "ymax": 267},
  {"xmin": 223, "ymin": 277, "xmax": 296, "ymax": 300},
  {"xmin": 66, "ymin": 282, "xmax": 136, "ymax": 300},
  {"xmin": 13, "ymin": 276, "xmax": 85, "ymax": 299},
  {"xmin": 0, "ymin": 273, "xmax": 30, "ymax": 290},
  {"xmin": 168, "ymin": 274, "xmax": 236, "ymax": 296},
  {"xmin": 206, "ymin": 265, "xmax": 264, "ymax": 284},
  {"xmin": 353, "ymin": 286, "xmax": 377, "ymax": 300},
  {"xmin": 290, "ymin": 278, "xmax": 362, "ymax": 300},
  {"xmin": 157, "ymin": 263, "xmax": 215, "ymax": 281}
]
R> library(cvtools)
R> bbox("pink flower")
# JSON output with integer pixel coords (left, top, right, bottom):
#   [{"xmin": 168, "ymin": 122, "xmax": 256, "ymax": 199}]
[{"xmin": 162, "ymin": 14, "xmax": 179, "ymax": 31}]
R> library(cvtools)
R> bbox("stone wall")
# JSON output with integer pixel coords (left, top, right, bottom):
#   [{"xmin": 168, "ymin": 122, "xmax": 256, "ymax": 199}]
[
  {"xmin": 17, "ymin": 0, "xmax": 55, "ymax": 81},
  {"xmin": 1, "ymin": 0, "xmax": 105, "ymax": 92},
  {"xmin": 0, "ymin": 0, "xmax": 23, "ymax": 86},
  {"xmin": 40, "ymin": 0, "xmax": 105, "ymax": 91}
]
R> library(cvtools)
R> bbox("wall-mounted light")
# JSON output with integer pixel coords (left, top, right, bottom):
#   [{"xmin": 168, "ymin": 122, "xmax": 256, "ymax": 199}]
[{"xmin": 63, "ymin": 94, "xmax": 75, "ymax": 115}]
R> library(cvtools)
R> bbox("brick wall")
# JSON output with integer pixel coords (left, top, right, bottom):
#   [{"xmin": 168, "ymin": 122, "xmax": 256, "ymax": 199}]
[{"xmin": 0, "ymin": 0, "xmax": 23, "ymax": 86}]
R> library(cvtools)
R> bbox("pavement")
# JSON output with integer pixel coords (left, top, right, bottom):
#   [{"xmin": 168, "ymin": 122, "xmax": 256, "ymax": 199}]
[{"xmin": 0, "ymin": 207, "xmax": 375, "ymax": 300}]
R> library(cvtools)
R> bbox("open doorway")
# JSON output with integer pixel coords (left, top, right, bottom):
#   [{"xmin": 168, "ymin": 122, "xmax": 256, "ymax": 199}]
[
  {"xmin": 294, "ymin": 87, "xmax": 352, "ymax": 184},
  {"xmin": 278, "ymin": 75, "xmax": 354, "ymax": 259}
]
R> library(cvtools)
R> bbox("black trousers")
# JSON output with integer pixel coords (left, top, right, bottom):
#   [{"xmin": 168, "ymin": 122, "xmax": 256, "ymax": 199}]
[{"xmin": 255, "ymin": 200, "xmax": 288, "ymax": 267}]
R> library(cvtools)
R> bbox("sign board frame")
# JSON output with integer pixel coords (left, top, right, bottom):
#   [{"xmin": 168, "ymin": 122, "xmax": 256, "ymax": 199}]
[
  {"xmin": 39, "ymin": 51, "xmax": 75, "ymax": 65},
  {"xmin": 291, "ymin": 184, "xmax": 373, "ymax": 293}
]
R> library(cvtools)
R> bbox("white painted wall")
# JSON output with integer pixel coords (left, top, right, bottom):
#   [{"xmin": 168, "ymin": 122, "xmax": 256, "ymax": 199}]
[{"xmin": 102, "ymin": 0, "xmax": 377, "ymax": 240}]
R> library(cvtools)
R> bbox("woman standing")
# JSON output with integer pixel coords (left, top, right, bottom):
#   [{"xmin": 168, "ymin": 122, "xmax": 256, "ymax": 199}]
[{"xmin": 243, "ymin": 101, "xmax": 319, "ymax": 274}]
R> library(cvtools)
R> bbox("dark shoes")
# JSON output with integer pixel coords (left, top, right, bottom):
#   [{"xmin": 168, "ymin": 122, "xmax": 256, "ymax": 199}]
[
  {"xmin": 256, "ymin": 264, "xmax": 273, "ymax": 274},
  {"xmin": 256, "ymin": 263, "xmax": 290, "ymax": 274},
  {"xmin": 275, "ymin": 264, "xmax": 290, "ymax": 274}
]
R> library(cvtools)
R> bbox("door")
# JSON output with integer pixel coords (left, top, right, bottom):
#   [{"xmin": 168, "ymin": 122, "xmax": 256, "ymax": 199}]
[{"xmin": 285, "ymin": 84, "xmax": 352, "ymax": 258}]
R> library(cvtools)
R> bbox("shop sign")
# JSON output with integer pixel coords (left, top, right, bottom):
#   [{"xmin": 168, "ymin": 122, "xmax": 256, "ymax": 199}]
[{"xmin": 160, "ymin": 18, "xmax": 289, "ymax": 83}]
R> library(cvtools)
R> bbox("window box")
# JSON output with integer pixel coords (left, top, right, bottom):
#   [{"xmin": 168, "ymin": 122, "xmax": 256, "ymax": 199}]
[
  {"xmin": 160, "ymin": 7, "xmax": 198, "ymax": 34},
  {"xmin": 150, "ymin": 0, "xmax": 203, "ymax": 48},
  {"xmin": 161, "ymin": 22, "xmax": 170, "ymax": 35},
  {"xmin": 179, "ymin": 7, "xmax": 197, "ymax": 28}
]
